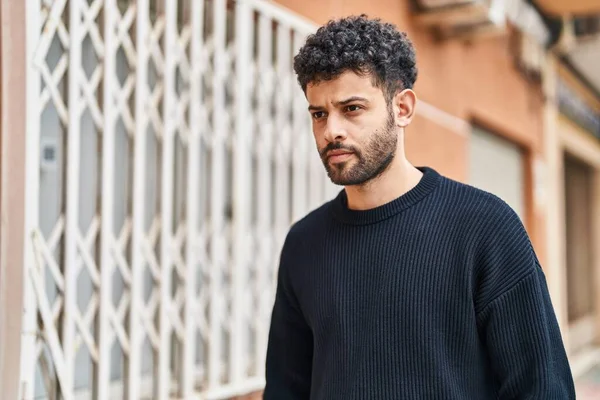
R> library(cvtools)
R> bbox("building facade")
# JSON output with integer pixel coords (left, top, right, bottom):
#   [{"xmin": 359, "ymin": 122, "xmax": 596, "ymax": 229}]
[{"xmin": 1, "ymin": 0, "xmax": 599, "ymax": 399}]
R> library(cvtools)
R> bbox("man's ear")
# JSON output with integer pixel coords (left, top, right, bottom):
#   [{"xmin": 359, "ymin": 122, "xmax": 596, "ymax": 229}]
[{"xmin": 392, "ymin": 88, "xmax": 417, "ymax": 128}]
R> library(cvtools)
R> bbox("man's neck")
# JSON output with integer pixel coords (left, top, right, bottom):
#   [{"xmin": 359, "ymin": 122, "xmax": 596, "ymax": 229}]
[{"xmin": 344, "ymin": 158, "xmax": 423, "ymax": 211}]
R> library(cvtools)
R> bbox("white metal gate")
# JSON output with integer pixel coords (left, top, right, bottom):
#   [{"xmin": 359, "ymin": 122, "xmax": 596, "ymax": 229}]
[{"xmin": 21, "ymin": 0, "xmax": 334, "ymax": 398}]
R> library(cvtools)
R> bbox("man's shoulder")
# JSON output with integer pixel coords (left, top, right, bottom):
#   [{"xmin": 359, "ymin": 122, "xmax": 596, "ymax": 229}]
[
  {"xmin": 437, "ymin": 175, "xmax": 523, "ymax": 231},
  {"xmin": 276, "ymin": 199, "xmax": 335, "ymax": 272},
  {"xmin": 287, "ymin": 199, "xmax": 333, "ymax": 238}
]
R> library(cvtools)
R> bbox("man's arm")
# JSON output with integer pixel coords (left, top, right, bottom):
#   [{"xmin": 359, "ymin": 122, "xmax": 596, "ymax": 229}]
[
  {"xmin": 474, "ymin": 202, "xmax": 575, "ymax": 399},
  {"xmin": 263, "ymin": 231, "xmax": 313, "ymax": 399}
]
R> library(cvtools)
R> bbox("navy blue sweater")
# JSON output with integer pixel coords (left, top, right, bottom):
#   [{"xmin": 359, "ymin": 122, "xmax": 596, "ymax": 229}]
[{"xmin": 264, "ymin": 166, "xmax": 575, "ymax": 399}]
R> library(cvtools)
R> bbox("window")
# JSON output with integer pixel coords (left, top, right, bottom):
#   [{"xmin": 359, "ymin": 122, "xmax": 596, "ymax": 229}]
[
  {"xmin": 564, "ymin": 153, "xmax": 596, "ymax": 354},
  {"xmin": 468, "ymin": 125, "xmax": 526, "ymax": 220}
]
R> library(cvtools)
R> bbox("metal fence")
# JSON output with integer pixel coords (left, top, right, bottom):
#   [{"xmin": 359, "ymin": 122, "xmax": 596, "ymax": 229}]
[{"xmin": 21, "ymin": 0, "xmax": 335, "ymax": 398}]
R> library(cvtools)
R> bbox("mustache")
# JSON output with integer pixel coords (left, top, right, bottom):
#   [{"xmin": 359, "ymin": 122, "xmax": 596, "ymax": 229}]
[{"xmin": 319, "ymin": 142, "xmax": 359, "ymax": 158}]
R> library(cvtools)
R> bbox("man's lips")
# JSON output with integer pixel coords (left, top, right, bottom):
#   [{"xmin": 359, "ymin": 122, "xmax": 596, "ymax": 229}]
[{"xmin": 327, "ymin": 150, "xmax": 354, "ymax": 163}]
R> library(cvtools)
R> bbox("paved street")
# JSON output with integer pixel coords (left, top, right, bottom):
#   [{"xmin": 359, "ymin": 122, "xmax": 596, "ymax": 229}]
[{"xmin": 577, "ymin": 365, "xmax": 600, "ymax": 399}]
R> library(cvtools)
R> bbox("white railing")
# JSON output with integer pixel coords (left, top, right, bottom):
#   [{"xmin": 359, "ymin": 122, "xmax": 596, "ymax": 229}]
[{"xmin": 21, "ymin": 0, "xmax": 337, "ymax": 399}]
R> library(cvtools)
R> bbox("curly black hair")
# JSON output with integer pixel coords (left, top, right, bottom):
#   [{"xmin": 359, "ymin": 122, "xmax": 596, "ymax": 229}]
[{"xmin": 293, "ymin": 14, "xmax": 418, "ymax": 102}]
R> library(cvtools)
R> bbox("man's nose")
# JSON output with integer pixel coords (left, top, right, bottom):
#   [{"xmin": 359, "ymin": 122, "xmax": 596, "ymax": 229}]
[{"xmin": 324, "ymin": 114, "xmax": 348, "ymax": 142}]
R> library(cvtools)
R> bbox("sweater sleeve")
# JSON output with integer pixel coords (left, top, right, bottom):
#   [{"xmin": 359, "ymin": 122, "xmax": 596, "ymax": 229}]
[
  {"xmin": 474, "ymin": 203, "xmax": 575, "ymax": 399},
  {"xmin": 263, "ymin": 230, "xmax": 313, "ymax": 399}
]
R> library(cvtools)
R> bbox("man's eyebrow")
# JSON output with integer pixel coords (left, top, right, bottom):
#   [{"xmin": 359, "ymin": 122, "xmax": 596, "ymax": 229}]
[
  {"xmin": 336, "ymin": 96, "xmax": 369, "ymax": 105},
  {"xmin": 308, "ymin": 96, "xmax": 370, "ymax": 111}
]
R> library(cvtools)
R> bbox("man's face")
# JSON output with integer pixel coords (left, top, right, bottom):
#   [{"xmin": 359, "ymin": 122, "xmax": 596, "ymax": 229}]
[{"xmin": 306, "ymin": 71, "xmax": 397, "ymax": 186}]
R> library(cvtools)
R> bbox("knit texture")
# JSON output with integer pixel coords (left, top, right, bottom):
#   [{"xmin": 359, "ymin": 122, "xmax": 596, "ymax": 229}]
[{"xmin": 263, "ymin": 166, "xmax": 575, "ymax": 400}]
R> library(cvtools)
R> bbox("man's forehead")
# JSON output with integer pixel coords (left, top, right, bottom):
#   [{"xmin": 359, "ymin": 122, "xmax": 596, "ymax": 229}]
[
  {"xmin": 308, "ymin": 71, "xmax": 374, "ymax": 89},
  {"xmin": 306, "ymin": 72, "xmax": 380, "ymax": 103}
]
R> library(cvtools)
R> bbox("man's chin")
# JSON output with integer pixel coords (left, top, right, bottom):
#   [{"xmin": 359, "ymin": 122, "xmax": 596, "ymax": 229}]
[
  {"xmin": 327, "ymin": 172, "xmax": 369, "ymax": 186},
  {"xmin": 326, "ymin": 171, "xmax": 347, "ymax": 186}
]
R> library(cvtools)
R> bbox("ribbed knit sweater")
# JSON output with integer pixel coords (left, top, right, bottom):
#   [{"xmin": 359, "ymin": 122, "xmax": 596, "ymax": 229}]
[{"xmin": 263, "ymin": 166, "xmax": 575, "ymax": 400}]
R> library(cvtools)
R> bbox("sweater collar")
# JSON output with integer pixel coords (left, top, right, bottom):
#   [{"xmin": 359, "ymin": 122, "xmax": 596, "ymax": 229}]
[{"xmin": 330, "ymin": 166, "xmax": 441, "ymax": 225}]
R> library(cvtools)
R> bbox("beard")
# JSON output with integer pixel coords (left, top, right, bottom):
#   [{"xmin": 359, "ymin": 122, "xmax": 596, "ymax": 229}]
[{"xmin": 319, "ymin": 112, "xmax": 397, "ymax": 186}]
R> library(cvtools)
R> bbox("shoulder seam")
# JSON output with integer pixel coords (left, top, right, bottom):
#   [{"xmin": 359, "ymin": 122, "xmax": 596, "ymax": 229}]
[{"xmin": 475, "ymin": 268, "xmax": 537, "ymax": 319}]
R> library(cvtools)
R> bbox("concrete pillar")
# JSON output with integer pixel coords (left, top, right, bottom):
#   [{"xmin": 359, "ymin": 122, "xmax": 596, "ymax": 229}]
[
  {"xmin": 542, "ymin": 55, "xmax": 570, "ymax": 343},
  {"xmin": 0, "ymin": 0, "xmax": 27, "ymax": 397}
]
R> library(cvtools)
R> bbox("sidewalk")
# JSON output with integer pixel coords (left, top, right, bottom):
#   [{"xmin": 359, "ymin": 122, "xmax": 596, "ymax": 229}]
[{"xmin": 576, "ymin": 365, "xmax": 600, "ymax": 399}]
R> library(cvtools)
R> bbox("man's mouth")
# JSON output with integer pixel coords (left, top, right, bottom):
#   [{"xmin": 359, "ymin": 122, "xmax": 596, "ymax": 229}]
[{"xmin": 327, "ymin": 150, "xmax": 354, "ymax": 163}]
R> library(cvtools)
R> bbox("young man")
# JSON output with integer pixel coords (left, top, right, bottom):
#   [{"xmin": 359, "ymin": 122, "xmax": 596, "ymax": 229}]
[{"xmin": 263, "ymin": 14, "xmax": 575, "ymax": 399}]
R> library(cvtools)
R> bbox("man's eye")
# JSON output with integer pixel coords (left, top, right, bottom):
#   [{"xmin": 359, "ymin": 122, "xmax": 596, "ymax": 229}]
[
  {"xmin": 345, "ymin": 105, "xmax": 361, "ymax": 112},
  {"xmin": 312, "ymin": 111, "xmax": 325, "ymax": 119}
]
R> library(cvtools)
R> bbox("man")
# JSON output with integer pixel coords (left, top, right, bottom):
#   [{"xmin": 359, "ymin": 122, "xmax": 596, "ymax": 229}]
[{"xmin": 263, "ymin": 14, "xmax": 575, "ymax": 399}]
